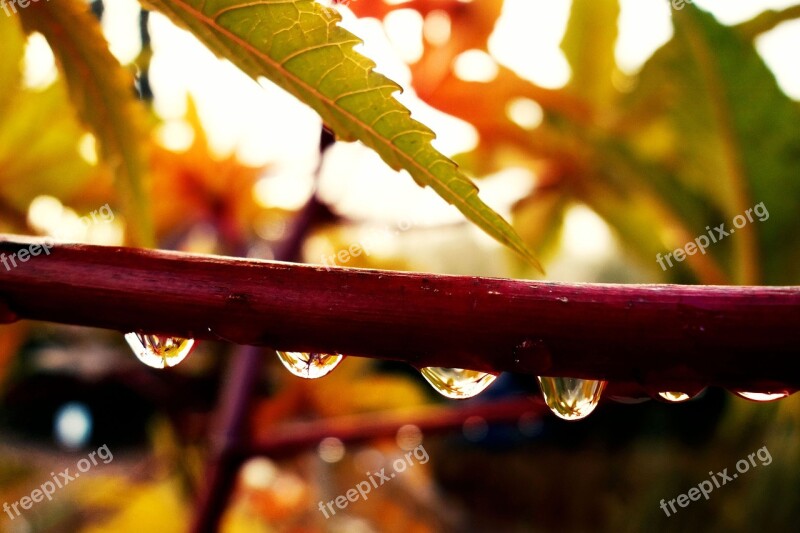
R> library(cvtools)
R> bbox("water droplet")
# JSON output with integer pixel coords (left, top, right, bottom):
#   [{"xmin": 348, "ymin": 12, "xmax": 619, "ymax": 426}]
[
  {"xmin": 658, "ymin": 391, "xmax": 692, "ymax": 403},
  {"xmin": 537, "ymin": 376, "xmax": 606, "ymax": 420},
  {"xmin": 276, "ymin": 351, "xmax": 342, "ymax": 379},
  {"xmin": 419, "ymin": 367, "xmax": 497, "ymax": 399},
  {"xmin": 734, "ymin": 391, "xmax": 791, "ymax": 402},
  {"xmin": 125, "ymin": 333, "xmax": 195, "ymax": 368}
]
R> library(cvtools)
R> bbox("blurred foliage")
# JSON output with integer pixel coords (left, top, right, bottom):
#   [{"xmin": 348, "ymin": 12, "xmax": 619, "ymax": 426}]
[
  {"xmin": 0, "ymin": 1, "xmax": 799, "ymax": 532},
  {"xmin": 0, "ymin": 15, "xmax": 96, "ymax": 224},
  {"xmin": 149, "ymin": 101, "xmax": 266, "ymax": 248},
  {"xmin": 19, "ymin": 1, "xmax": 154, "ymax": 247},
  {"xmin": 352, "ymin": 0, "xmax": 800, "ymax": 285}
]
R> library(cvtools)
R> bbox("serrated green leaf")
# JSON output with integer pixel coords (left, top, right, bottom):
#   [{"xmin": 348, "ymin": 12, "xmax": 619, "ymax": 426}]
[
  {"xmin": 141, "ymin": 0, "xmax": 541, "ymax": 271},
  {"xmin": 19, "ymin": 0, "xmax": 154, "ymax": 247}
]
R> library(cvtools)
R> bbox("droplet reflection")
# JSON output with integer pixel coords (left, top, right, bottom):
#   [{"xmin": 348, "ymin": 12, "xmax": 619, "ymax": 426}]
[
  {"xmin": 734, "ymin": 391, "xmax": 790, "ymax": 402},
  {"xmin": 419, "ymin": 367, "xmax": 497, "ymax": 399},
  {"xmin": 658, "ymin": 391, "xmax": 692, "ymax": 403},
  {"xmin": 125, "ymin": 333, "xmax": 195, "ymax": 369},
  {"xmin": 537, "ymin": 376, "xmax": 606, "ymax": 421},
  {"xmin": 276, "ymin": 351, "xmax": 343, "ymax": 379}
]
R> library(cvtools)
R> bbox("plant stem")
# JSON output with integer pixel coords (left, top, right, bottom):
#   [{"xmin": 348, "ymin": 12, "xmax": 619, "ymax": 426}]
[
  {"xmin": 242, "ymin": 397, "xmax": 544, "ymax": 458},
  {"xmin": 1, "ymin": 235, "xmax": 798, "ymax": 390}
]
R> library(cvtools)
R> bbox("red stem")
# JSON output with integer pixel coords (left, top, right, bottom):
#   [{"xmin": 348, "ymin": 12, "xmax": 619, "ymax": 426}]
[
  {"xmin": 242, "ymin": 397, "xmax": 545, "ymax": 458},
  {"xmin": 1, "ymin": 235, "xmax": 798, "ymax": 390}
]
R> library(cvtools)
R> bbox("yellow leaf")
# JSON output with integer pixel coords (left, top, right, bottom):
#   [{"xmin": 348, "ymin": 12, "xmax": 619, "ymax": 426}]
[{"xmin": 20, "ymin": 0, "xmax": 154, "ymax": 247}]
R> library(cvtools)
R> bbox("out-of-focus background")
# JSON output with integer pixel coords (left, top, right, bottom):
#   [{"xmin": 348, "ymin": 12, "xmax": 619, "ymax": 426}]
[{"xmin": 1, "ymin": 0, "xmax": 799, "ymax": 531}]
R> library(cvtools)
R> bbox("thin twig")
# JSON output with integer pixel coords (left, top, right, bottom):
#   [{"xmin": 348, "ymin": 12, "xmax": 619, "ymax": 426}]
[{"xmin": 242, "ymin": 397, "xmax": 545, "ymax": 458}]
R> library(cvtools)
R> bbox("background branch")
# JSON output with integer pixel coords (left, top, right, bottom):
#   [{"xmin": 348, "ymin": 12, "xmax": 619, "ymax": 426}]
[{"xmin": 242, "ymin": 397, "xmax": 545, "ymax": 458}]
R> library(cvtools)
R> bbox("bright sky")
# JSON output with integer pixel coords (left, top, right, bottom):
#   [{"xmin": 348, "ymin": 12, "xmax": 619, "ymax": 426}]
[{"xmin": 27, "ymin": 0, "xmax": 800, "ymax": 230}]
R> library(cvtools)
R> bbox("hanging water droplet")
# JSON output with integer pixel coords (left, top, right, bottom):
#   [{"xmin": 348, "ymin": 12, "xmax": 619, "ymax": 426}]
[
  {"xmin": 276, "ymin": 351, "xmax": 343, "ymax": 379},
  {"xmin": 419, "ymin": 367, "xmax": 497, "ymax": 399},
  {"xmin": 658, "ymin": 391, "xmax": 692, "ymax": 403},
  {"xmin": 646, "ymin": 384, "xmax": 707, "ymax": 403},
  {"xmin": 125, "ymin": 333, "xmax": 195, "ymax": 369},
  {"xmin": 537, "ymin": 376, "xmax": 606, "ymax": 420},
  {"xmin": 733, "ymin": 391, "xmax": 790, "ymax": 402}
]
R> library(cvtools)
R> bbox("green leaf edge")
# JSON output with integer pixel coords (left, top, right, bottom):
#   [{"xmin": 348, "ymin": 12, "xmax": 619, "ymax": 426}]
[{"xmin": 142, "ymin": 0, "xmax": 542, "ymax": 272}]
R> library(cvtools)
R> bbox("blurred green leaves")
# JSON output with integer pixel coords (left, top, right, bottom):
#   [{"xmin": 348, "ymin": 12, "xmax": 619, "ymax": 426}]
[
  {"xmin": 558, "ymin": 2, "xmax": 800, "ymax": 284},
  {"xmin": 403, "ymin": 0, "xmax": 800, "ymax": 284},
  {"xmin": 628, "ymin": 5, "xmax": 800, "ymax": 284}
]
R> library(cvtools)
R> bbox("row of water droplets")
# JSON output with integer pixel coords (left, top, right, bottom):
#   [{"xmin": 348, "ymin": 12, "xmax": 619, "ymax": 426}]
[{"xmin": 122, "ymin": 334, "xmax": 791, "ymax": 419}]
